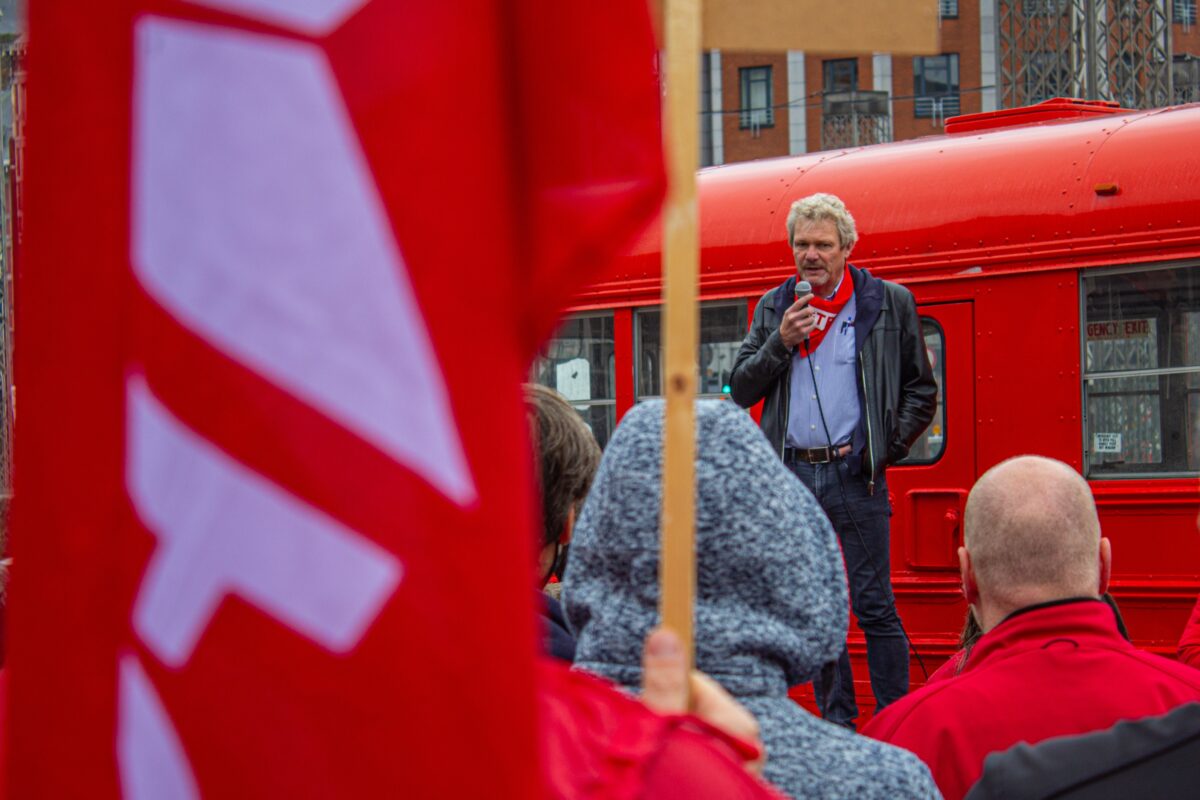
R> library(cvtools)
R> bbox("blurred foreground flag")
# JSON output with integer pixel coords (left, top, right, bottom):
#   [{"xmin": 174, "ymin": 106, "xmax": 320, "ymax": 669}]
[{"xmin": 11, "ymin": 1, "xmax": 662, "ymax": 796}]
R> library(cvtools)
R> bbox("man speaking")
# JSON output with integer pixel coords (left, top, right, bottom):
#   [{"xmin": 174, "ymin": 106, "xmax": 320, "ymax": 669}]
[{"xmin": 729, "ymin": 193, "xmax": 936, "ymax": 729}]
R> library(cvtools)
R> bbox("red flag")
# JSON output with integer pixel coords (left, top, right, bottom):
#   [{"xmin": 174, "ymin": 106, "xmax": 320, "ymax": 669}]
[{"xmin": 10, "ymin": 1, "xmax": 662, "ymax": 796}]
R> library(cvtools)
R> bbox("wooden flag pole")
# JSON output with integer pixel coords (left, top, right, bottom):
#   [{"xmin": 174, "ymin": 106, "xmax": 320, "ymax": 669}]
[{"xmin": 660, "ymin": 0, "xmax": 701, "ymax": 671}]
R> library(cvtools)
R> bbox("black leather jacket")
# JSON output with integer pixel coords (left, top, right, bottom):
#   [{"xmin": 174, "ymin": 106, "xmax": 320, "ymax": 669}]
[{"xmin": 729, "ymin": 265, "xmax": 937, "ymax": 491}]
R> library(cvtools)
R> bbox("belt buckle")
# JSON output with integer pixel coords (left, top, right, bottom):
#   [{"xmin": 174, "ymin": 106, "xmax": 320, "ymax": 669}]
[{"xmin": 788, "ymin": 445, "xmax": 837, "ymax": 464}]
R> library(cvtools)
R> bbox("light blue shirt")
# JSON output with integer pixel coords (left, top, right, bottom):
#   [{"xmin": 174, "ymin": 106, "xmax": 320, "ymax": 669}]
[{"xmin": 786, "ymin": 291, "xmax": 859, "ymax": 449}]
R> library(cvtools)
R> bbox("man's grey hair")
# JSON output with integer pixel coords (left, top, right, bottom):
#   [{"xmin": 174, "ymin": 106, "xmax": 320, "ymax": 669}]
[
  {"xmin": 963, "ymin": 455, "xmax": 1101, "ymax": 608},
  {"xmin": 785, "ymin": 192, "xmax": 858, "ymax": 250}
]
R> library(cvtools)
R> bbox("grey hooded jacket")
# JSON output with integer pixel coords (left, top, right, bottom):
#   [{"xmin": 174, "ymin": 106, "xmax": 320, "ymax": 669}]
[{"xmin": 564, "ymin": 400, "xmax": 940, "ymax": 800}]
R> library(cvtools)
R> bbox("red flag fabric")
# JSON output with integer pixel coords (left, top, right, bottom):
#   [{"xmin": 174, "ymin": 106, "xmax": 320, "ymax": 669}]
[{"xmin": 10, "ymin": 1, "xmax": 663, "ymax": 797}]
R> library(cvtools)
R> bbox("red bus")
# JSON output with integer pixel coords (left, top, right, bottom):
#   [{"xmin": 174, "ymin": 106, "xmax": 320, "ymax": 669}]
[{"xmin": 532, "ymin": 98, "xmax": 1200, "ymax": 707}]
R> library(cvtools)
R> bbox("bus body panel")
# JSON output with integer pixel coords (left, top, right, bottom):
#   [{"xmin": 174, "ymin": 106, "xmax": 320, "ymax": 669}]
[{"xmin": 542, "ymin": 103, "xmax": 1200, "ymax": 713}]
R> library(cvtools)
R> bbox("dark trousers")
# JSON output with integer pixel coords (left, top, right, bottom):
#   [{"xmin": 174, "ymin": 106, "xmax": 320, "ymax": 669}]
[{"xmin": 787, "ymin": 459, "xmax": 909, "ymax": 727}]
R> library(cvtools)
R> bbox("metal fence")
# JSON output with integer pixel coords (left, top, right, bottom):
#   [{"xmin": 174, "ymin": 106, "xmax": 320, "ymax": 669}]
[{"xmin": 998, "ymin": 0, "xmax": 1173, "ymax": 109}]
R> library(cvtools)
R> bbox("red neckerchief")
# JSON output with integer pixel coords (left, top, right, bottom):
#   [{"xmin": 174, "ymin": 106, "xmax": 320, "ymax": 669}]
[{"xmin": 800, "ymin": 275, "xmax": 853, "ymax": 357}]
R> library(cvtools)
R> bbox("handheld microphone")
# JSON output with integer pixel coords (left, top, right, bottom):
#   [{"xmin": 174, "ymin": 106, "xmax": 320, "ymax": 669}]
[{"xmin": 795, "ymin": 280, "xmax": 812, "ymax": 348}]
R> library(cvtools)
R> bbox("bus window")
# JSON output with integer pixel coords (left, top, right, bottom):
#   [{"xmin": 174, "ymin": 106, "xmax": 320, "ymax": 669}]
[
  {"xmin": 531, "ymin": 312, "xmax": 616, "ymax": 448},
  {"xmin": 1082, "ymin": 265, "xmax": 1200, "ymax": 476},
  {"xmin": 897, "ymin": 318, "xmax": 946, "ymax": 465},
  {"xmin": 634, "ymin": 301, "xmax": 748, "ymax": 400}
]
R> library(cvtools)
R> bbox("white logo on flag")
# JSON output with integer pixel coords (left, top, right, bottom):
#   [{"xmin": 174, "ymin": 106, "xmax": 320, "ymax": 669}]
[
  {"xmin": 184, "ymin": 0, "xmax": 368, "ymax": 34},
  {"xmin": 126, "ymin": 377, "xmax": 402, "ymax": 668},
  {"xmin": 132, "ymin": 17, "xmax": 475, "ymax": 507},
  {"xmin": 117, "ymin": 655, "xmax": 200, "ymax": 800},
  {"xmin": 120, "ymin": 9, "xmax": 465, "ymax": 790}
]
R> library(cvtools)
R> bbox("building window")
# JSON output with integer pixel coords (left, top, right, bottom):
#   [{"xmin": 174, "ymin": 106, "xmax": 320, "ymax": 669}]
[
  {"xmin": 739, "ymin": 66, "xmax": 774, "ymax": 129},
  {"xmin": 939, "ymin": 0, "xmax": 959, "ymax": 18},
  {"xmin": 635, "ymin": 302, "xmax": 748, "ymax": 400},
  {"xmin": 1173, "ymin": 55, "xmax": 1200, "ymax": 104},
  {"xmin": 1176, "ymin": 0, "xmax": 1197, "ymax": 25},
  {"xmin": 531, "ymin": 312, "xmax": 617, "ymax": 449},
  {"xmin": 1082, "ymin": 266, "xmax": 1200, "ymax": 476},
  {"xmin": 701, "ymin": 51, "xmax": 715, "ymax": 167},
  {"xmin": 897, "ymin": 319, "xmax": 946, "ymax": 465},
  {"xmin": 913, "ymin": 54, "xmax": 960, "ymax": 118},
  {"xmin": 823, "ymin": 59, "xmax": 859, "ymax": 94}
]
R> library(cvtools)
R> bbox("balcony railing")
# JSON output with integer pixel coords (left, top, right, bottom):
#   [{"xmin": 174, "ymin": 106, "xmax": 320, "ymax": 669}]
[
  {"xmin": 915, "ymin": 94, "xmax": 961, "ymax": 120},
  {"xmin": 738, "ymin": 106, "xmax": 775, "ymax": 129},
  {"xmin": 821, "ymin": 91, "xmax": 891, "ymax": 149},
  {"xmin": 1174, "ymin": 56, "xmax": 1200, "ymax": 103}
]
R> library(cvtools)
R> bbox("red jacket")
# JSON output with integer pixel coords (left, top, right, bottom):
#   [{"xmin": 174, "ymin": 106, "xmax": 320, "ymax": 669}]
[
  {"xmin": 537, "ymin": 659, "xmax": 782, "ymax": 799},
  {"xmin": 1178, "ymin": 594, "xmax": 1200, "ymax": 670},
  {"xmin": 862, "ymin": 598, "xmax": 1200, "ymax": 800}
]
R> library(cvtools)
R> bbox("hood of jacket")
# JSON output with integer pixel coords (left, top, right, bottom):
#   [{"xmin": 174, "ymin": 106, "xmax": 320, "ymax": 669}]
[{"xmin": 565, "ymin": 399, "xmax": 848, "ymax": 695}]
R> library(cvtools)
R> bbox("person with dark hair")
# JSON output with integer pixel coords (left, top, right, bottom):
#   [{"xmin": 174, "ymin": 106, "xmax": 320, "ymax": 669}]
[
  {"xmin": 863, "ymin": 455, "xmax": 1200, "ymax": 799},
  {"xmin": 729, "ymin": 192, "xmax": 937, "ymax": 729},
  {"xmin": 565, "ymin": 399, "xmax": 939, "ymax": 799},
  {"xmin": 524, "ymin": 383, "xmax": 602, "ymax": 662},
  {"xmin": 923, "ymin": 609, "xmax": 982, "ymax": 684}
]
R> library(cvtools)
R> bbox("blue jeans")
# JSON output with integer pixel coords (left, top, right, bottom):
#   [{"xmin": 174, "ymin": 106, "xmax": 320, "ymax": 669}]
[{"xmin": 788, "ymin": 459, "xmax": 909, "ymax": 728}]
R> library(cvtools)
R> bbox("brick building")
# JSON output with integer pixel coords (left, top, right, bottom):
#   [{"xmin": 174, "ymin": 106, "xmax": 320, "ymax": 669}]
[{"xmin": 703, "ymin": 0, "xmax": 1200, "ymax": 165}]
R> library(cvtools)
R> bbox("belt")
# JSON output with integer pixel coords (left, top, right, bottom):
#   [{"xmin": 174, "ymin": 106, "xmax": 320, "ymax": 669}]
[{"xmin": 784, "ymin": 443, "xmax": 852, "ymax": 464}]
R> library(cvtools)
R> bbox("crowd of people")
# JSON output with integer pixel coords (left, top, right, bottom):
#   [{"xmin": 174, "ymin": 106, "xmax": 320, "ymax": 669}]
[{"xmin": 525, "ymin": 194, "xmax": 1200, "ymax": 799}]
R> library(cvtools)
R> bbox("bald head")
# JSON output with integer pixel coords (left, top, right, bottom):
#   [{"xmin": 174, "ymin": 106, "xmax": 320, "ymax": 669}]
[{"xmin": 963, "ymin": 456, "xmax": 1103, "ymax": 615}]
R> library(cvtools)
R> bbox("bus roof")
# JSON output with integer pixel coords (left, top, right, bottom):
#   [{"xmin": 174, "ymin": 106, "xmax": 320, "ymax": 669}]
[{"xmin": 592, "ymin": 103, "xmax": 1200, "ymax": 306}]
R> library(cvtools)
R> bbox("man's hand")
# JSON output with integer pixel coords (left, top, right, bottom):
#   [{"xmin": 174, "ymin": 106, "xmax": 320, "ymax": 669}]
[
  {"xmin": 641, "ymin": 626, "xmax": 766, "ymax": 775},
  {"xmin": 779, "ymin": 292, "xmax": 816, "ymax": 350}
]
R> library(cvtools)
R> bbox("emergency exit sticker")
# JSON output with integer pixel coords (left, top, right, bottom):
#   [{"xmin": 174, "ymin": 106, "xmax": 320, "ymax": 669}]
[
  {"xmin": 1094, "ymin": 433, "xmax": 1123, "ymax": 453},
  {"xmin": 1086, "ymin": 318, "xmax": 1153, "ymax": 340}
]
